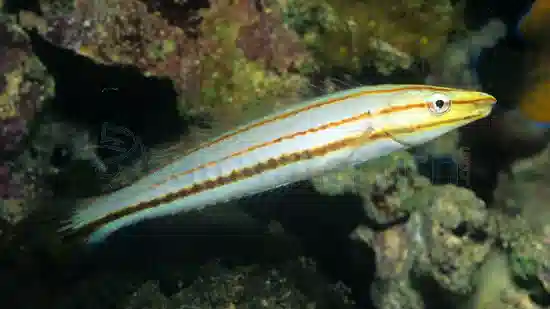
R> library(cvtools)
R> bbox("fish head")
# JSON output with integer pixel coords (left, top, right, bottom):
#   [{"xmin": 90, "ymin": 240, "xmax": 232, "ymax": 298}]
[{"xmin": 380, "ymin": 87, "xmax": 497, "ymax": 146}]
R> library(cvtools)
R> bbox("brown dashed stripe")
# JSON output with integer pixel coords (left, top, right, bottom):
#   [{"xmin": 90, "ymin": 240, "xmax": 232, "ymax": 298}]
[
  {"xmin": 68, "ymin": 136, "xmax": 364, "ymax": 238},
  {"xmin": 68, "ymin": 112, "xmax": 484, "ymax": 239},
  {"xmin": 152, "ymin": 102, "xmax": 430, "ymax": 187},
  {"xmin": 152, "ymin": 97, "xmax": 491, "ymax": 187}
]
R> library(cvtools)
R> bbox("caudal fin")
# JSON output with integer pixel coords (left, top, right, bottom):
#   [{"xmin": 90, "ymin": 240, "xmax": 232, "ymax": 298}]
[{"xmin": 58, "ymin": 192, "xmax": 137, "ymax": 245}]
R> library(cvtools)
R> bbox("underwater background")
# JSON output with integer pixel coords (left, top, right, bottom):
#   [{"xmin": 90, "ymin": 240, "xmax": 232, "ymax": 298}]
[{"xmin": 1, "ymin": 0, "xmax": 550, "ymax": 308}]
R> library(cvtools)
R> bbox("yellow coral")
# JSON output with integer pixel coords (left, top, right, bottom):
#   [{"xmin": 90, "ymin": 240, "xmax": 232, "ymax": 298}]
[
  {"xmin": 0, "ymin": 70, "xmax": 22, "ymax": 120},
  {"xmin": 281, "ymin": 0, "xmax": 463, "ymax": 73},
  {"xmin": 185, "ymin": 0, "xmax": 309, "ymax": 128},
  {"xmin": 466, "ymin": 251, "xmax": 539, "ymax": 309}
]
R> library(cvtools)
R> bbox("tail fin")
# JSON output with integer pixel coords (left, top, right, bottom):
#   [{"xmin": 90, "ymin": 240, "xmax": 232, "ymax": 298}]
[
  {"xmin": 57, "ymin": 195, "xmax": 114, "ymax": 244},
  {"xmin": 57, "ymin": 188, "xmax": 145, "ymax": 245},
  {"xmin": 58, "ymin": 179, "xmax": 177, "ymax": 244}
]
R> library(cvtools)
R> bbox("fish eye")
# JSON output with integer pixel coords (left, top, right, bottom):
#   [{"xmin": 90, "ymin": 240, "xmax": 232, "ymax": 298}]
[{"xmin": 427, "ymin": 93, "xmax": 451, "ymax": 114}]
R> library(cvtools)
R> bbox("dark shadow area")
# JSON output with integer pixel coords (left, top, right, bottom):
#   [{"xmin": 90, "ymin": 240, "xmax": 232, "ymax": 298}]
[
  {"xmin": 2, "ymin": 0, "xmax": 41, "ymax": 14},
  {"xmin": 415, "ymin": 155, "xmax": 472, "ymax": 187},
  {"xmin": 24, "ymin": 30, "xmax": 199, "ymax": 197},
  {"xmin": 240, "ymin": 182, "xmax": 376, "ymax": 303},
  {"xmin": 411, "ymin": 273, "xmax": 463, "ymax": 309},
  {"xmin": 459, "ymin": 115, "xmax": 549, "ymax": 203},
  {"xmin": 138, "ymin": 0, "xmax": 210, "ymax": 37},
  {"xmin": 89, "ymin": 182, "xmax": 376, "ymax": 307},
  {"xmin": 1, "ymin": 182, "xmax": 376, "ymax": 309},
  {"xmin": 476, "ymin": 37, "xmax": 527, "ymax": 111},
  {"xmin": 28, "ymin": 30, "xmax": 186, "ymax": 147},
  {"xmin": 456, "ymin": 0, "xmax": 545, "ymax": 203},
  {"xmin": 462, "ymin": 0, "xmax": 534, "ymax": 30}
]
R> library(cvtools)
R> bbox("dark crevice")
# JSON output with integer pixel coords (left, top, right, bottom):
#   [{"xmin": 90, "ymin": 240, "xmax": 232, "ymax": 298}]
[
  {"xmin": 27, "ymin": 29, "xmax": 187, "ymax": 148},
  {"xmin": 462, "ymin": 0, "xmax": 534, "ymax": 30},
  {"xmin": 410, "ymin": 273, "xmax": 459, "ymax": 309},
  {"xmin": 469, "ymin": 228, "xmax": 489, "ymax": 242},
  {"xmin": 451, "ymin": 222, "xmax": 489, "ymax": 243},
  {"xmin": 452, "ymin": 222, "xmax": 468, "ymax": 237},
  {"xmin": 139, "ymin": 0, "xmax": 210, "ymax": 37},
  {"xmin": 2, "ymin": 0, "xmax": 41, "ymax": 14},
  {"xmin": 456, "ymin": 4, "xmax": 540, "ymax": 204},
  {"xmin": 514, "ymin": 275, "xmax": 550, "ymax": 307}
]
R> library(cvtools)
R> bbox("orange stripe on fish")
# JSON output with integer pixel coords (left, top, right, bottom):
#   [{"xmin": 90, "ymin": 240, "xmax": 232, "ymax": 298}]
[
  {"xmin": 153, "ymin": 98, "xmax": 490, "ymax": 188},
  {"xmin": 59, "ymin": 84, "xmax": 495, "ymax": 243}
]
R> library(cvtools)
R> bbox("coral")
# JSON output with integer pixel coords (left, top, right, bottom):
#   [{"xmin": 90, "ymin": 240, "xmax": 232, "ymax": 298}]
[
  {"xmin": 492, "ymin": 145, "xmax": 550, "ymax": 300},
  {"xmin": 353, "ymin": 183, "xmax": 494, "ymax": 301},
  {"xmin": 412, "ymin": 185, "xmax": 494, "ymax": 295},
  {"xmin": 352, "ymin": 223, "xmax": 414, "ymax": 281},
  {"xmin": 312, "ymin": 150, "xmax": 431, "ymax": 225},
  {"xmin": 0, "ymin": 14, "xmax": 54, "ymax": 221},
  {"xmin": 370, "ymin": 279, "xmax": 424, "ymax": 309},
  {"xmin": 122, "ymin": 259, "xmax": 355, "ymax": 309},
  {"xmin": 24, "ymin": 0, "xmax": 312, "ymax": 131},
  {"xmin": 280, "ymin": 0, "xmax": 463, "ymax": 75},
  {"xmin": 0, "ymin": 164, "xmax": 22, "ymax": 198},
  {"xmin": 468, "ymin": 252, "xmax": 541, "ymax": 309},
  {"xmin": 0, "ymin": 16, "xmax": 53, "ymax": 153},
  {"xmin": 0, "ymin": 118, "xmax": 26, "ymax": 153},
  {"xmin": 425, "ymin": 19, "xmax": 507, "ymax": 89},
  {"xmin": 315, "ymin": 149, "xmax": 496, "ymax": 305},
  {"xmin": 325, "ymin": 152, "xmax": 430, "ymax": 309}
]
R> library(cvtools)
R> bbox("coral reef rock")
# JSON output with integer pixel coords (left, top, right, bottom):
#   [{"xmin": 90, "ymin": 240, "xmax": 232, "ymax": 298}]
[{"xmin": 0, "ymin": 13, "xmax": 54, "ymax": 223}]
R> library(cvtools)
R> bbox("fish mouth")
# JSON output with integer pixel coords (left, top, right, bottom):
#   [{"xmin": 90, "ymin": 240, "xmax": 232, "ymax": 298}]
[
  {"xmin": 464, "ymin": 95, "xmax": 496, "ymax": 119},
  {"xmin": 474, "ymin": 95, "xmax": 497, "ymax": 113},
  {"xmin": 453, "ymin": 93, "xmax": 496, "ymax": 116}
]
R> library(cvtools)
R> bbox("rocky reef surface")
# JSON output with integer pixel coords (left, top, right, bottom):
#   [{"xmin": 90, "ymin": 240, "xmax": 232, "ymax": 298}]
[{"xmin": 0, "ymin": 0, "xmax": 549, "ymax": 309}]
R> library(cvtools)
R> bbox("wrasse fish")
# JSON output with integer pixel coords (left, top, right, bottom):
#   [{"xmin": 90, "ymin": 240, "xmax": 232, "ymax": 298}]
[
  {"xmin": 60, "ymin": 85, "xmax": 496, "ymax": 244},
  {"xmin": 516, "ymin": 0, "xmax": 550, "ymax": 127}
]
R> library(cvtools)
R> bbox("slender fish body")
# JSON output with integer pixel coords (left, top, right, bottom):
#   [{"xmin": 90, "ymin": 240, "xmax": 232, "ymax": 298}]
[{"xmin": 61, "ymin": 84, "xmax": 496, "ymax": 243}]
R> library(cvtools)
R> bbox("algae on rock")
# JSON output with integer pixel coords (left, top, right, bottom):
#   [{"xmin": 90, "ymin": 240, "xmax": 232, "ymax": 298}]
[
  {"xmin": 314, "ymin": 148, "xmax": 497, "ymax": 307},
  {"xmin": 280, "ymin": 0, "xmax": 463, "ymax": 75},
  {"xmin": 0, "ymin": 14, "xmax": 55, "ymax": 223},
  {"xmin": 25, "ymin": 0, "xmax": 312, "ymax": 135},
  {"xmin": 123, "ymin": 259, "xmax": 356, "ymax": 309},
  {"xmin": 492, "ymin": 144, "xmax": 550, "ymax": 299}
]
